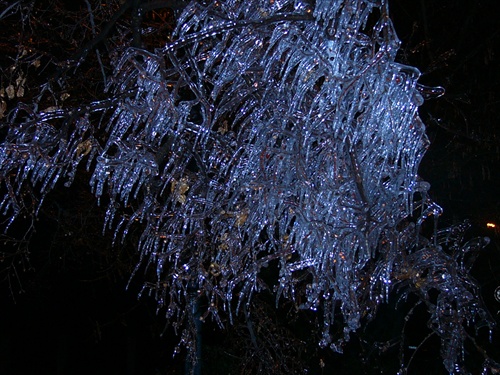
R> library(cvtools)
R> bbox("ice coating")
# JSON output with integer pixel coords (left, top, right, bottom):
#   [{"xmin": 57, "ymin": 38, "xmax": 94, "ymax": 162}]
[{"xmin": 0, "ymin": 0, "xmax": 495, "ymax": 372}]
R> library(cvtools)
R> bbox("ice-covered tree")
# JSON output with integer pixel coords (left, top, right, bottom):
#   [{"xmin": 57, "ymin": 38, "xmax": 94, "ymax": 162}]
[{"xmin": 0, "ymin": 0, "xmax": 497, "ymax": 373}]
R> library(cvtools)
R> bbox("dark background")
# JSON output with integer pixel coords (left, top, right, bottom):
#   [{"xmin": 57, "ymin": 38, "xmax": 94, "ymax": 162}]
[{"xmin": 1, "ymin": 0, "xmax": 500, "ymax": 374}]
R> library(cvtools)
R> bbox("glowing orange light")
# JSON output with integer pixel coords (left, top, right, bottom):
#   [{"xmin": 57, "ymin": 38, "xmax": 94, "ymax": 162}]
[{"xmin": 486, "ymin": 223, "xmax": 496, "ymax": 228}]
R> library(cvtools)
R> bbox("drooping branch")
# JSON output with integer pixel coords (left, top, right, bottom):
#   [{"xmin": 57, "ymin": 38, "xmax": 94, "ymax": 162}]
[{"xmin": 0, "ymin": 0, "xmax": 496, "ymax": 373}]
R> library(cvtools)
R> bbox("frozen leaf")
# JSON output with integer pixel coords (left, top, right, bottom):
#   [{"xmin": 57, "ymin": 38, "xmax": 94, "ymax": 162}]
[
  {"xmin": 16, "ymin": 86, "xmax": 24, "ymax": 98},
  {"xmin": 5, "ymin": 84, "xmax": 15, "ymax": 99},
  {"xmin": 0, "ymin": 100, "xmax": 6, "ymax": 119},
  {"xmin": 15, "ymin": 74, "xmax": 25, "ymax": 87}
]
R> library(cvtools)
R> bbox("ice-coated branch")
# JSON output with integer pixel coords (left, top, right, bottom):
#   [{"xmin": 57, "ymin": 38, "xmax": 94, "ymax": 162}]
[{"xmin": 0, "ymin": 0, "xmax": 495, "ymax": 372}]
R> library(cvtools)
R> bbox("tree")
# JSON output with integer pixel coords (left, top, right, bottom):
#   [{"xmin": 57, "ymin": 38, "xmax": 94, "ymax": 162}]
[{"xmin": 0, "ymin": 0, "xmax": 498, "ymax": 373}]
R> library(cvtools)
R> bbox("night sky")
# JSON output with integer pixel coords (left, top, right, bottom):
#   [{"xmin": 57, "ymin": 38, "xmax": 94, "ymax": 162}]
[{"xmin": 1, "ymin": 1, "xmax": 500, "ymax": 374}]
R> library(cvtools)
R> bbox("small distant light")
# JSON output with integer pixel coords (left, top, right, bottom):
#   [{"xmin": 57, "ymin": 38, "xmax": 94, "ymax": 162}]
[{"xmin": 486, "ymin": 223, "xmax": 496, "ymax": 228}]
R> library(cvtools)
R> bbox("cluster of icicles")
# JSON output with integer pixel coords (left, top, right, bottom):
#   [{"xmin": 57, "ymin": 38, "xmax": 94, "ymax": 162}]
[{"xmin": 0, "ymin": 0, "xmax": 495, "ymax": 372}]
